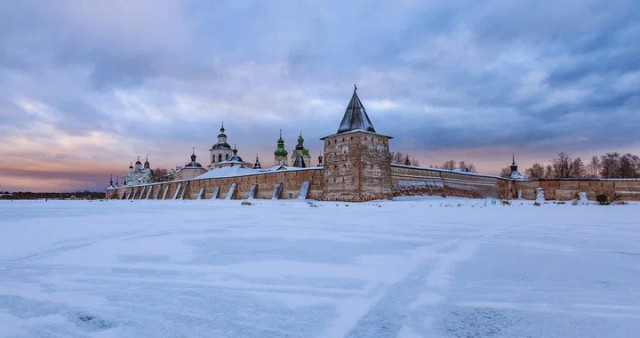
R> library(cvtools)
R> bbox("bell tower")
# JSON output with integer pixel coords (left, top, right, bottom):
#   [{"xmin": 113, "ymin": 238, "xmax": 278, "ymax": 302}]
[{"xmin": 321, "ymin": 85, "xmax": 393, "ymax": 201}]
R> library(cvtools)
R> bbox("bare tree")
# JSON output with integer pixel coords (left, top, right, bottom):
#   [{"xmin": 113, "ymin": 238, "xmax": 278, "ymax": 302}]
[
  {"xmin": 525, "ymin": 163, "xmax": 545, "ymax": 179},
  {"xmin": 548, "ymin": 153, "xmax": 584, "ymax": 178},
  {"xmin": 390, "ymin": 152, "xmax": 402, "ymax": 164},
  {"xmin": 463, "ymin": 162, "xmax": 477, "ymax": 173},
  {"xmin": 619, "ymin": 153, "xmax": 640, "ymax": 178},
  {"xmin": 457, "ymin": 161, "xmax": 476, "ymax": 172},
  {"xmin": 441, "ymin": 160, "xmax": 456, "ymax": 170},
  {"xmin": 390, "ymin": 152, "xmax": 420, "ymax": 166},
  {"xmin": 544, "ymin": 164, "xmax": 554, "ymax": 178},
  {"xmin": 551, "ymin": 152, "xmax": 571, "ymax": 178},
  {"xmin": 600, "ymin": 153, "xmax": 620, "ymax": 178},
  {"xmin": 522, "ymin": 152, "xmax": 640, "ymax": 179},
  {"xmin": 570, "ymin": 157, "xmax": 585, "ymax": 178},
  {"xmin": 151, "ymin": 168, "xmax": 170, "ymax": 182},
  {"xmin": 586, "ymin": 156, "xmax": 600, "ymax": 177},
  {"xmin": 500, "ymin": 166, "xmax": 512, "ymax": 178}
]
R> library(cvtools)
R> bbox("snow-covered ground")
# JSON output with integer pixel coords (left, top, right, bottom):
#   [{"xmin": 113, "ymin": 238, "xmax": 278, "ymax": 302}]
[{"xmin": 0, "ymin": 198, "xmax": 638, "ymax": 337}]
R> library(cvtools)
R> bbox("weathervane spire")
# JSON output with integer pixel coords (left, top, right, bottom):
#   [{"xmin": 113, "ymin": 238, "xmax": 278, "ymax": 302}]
[{"xmin": 354, "ymin": 84, "xmax": 357, "ymax": 92}]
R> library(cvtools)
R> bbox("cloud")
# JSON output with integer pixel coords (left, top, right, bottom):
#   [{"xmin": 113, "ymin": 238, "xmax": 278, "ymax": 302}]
[{"xmin": 0, "ymin": 0, "xmax": 639, "ymax": 191}]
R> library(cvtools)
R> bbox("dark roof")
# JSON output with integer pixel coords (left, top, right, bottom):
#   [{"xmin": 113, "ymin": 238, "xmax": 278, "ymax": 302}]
[
  {"xmin": 185, "ymin": 152, "xmax": 202, "ymax": 168},
  {"xmin": 293, "ymin": 154, "xmax": 306, "ymax": 168},
  {"xmin": 337, "ymin": 87, "xmax": 376, "ymax": 134},
  {"xmin": 185, "ymin": 161, "xmax": 202, "ymax": 168},
  {"xmin": 229, "ymin": 146, "xmax": 243, "ymax": 162},
  {"xmin": 211, "ymin": 142, "xmax": 231, "ymax": 150}
]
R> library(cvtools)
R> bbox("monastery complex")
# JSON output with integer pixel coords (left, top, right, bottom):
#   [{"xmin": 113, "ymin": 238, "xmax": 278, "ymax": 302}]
[{"xmin": 107, "ymin": 87, "xmax": 640, "ymax": 202}]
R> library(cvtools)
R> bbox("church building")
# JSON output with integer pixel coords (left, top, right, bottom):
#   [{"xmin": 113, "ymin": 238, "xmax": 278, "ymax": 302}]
[
  {"xmin": 171, "ymin": 149, "xmax": 208, "ymax": 180},
  {"xmin": 110, "ymin": 85, "xmax": 401, "ymax": 202},
  {"xmin": 215, "ymin": 145, "xmax": 252, "ymax": 168},
  {"xmin": 290, "ymin": 134, "xmax": 311, "ymax": 167},
  {"xmin": 122, "ymin": 156, "xmax": 153, "ymax": 186},
  {"xmin": 274, "ymin": 130, "xmax": 288, "ymax": 166},
  {"xmin": 208, "ymin": 122, "xmax": 235, "ymax": 169}
]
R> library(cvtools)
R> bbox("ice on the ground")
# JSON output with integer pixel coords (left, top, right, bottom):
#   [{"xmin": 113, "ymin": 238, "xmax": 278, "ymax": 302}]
[{"xmin": 0, "ymin": 198, "xmax": 638, "ymax": 337}]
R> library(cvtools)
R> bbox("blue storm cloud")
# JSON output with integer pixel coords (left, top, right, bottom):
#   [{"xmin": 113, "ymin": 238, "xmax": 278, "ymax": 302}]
[{"xmin": 0, "ymin": 0, "xmax": 639, "ymax": 190}]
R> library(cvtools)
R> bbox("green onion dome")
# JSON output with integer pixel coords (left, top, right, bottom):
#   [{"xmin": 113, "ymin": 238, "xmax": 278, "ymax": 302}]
[{"xmin": 274, "ymin": 130, "xmax": 288, "ymax": 157}]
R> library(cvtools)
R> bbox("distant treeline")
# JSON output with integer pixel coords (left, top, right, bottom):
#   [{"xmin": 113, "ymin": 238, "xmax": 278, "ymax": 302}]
[
  {"xmin": 500, "ymin": 152, "xmax": 640, "ymax": 179},
  {"xmin": 0, "ymin": 191, "xmax": 105, "ymax": 200}
]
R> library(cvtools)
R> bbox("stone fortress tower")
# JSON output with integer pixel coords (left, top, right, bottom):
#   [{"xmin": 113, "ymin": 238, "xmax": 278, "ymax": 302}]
[{"xmin": 321, "ymin": 85, "xmax": 393, "ymax": 201}]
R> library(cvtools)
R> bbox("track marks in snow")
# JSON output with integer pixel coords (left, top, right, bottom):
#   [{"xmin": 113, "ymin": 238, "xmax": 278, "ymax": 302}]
[
  {"xmin": 1, "ymin": 200, "xmax": 639, "ymax": 337},
  {"xmin": 345, "ymin": 220, "xmax": 520, "ymax": 337},
  {"xmin": 345, "ymin": 239, "xmax": 484, "ymax": 337}
]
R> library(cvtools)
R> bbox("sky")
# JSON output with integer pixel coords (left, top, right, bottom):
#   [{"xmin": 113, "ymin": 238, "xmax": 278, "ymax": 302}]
[{"xmin": 1, "ymin": 0, "xmax": 639, "ymax": 192}]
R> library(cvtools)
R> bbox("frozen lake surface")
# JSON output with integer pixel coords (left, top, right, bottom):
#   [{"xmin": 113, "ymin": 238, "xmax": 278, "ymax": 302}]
[{"xmin": 0, "ymin": 198, "xmax": 638, "ymax": 337}]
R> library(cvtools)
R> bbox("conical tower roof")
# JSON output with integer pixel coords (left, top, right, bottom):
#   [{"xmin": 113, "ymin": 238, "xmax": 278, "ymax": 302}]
[
  {"xmin": 510, "ymin": 154, "xmax": 518, "ymax": 171},
  {"xmin": 253, "ymin": 154, "xmax": 262, "ymax": 169},
  {"xmin": 337, "ymin": 85, "xmax": 376, "ymax": 134},
  {"xmin": 509, "ymin": 154, "xmax": 525, "ymax": 180},
  {"xmin": 293, "ymin": 154, "xmax": 306, "ymax": 168}
]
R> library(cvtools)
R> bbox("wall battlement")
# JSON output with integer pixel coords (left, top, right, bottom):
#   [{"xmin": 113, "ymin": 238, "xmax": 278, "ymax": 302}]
[
  {"xmin": 390, "ymin": 164, "xmax": 510, "ymax": 198},
  {"xmin": 107, "ymin": 164, "xmax": 640, "ymax": 202},
  {"xmin": 105, "ymin": 87, "xmax": 640, "ymax": 202},
  {"xmin": 107, "ymin": 168, "xmax": 323, "ymax": 201},
  {"xmin": 514, "ymin": 178, "xmax": 640, "ymax": 201}
]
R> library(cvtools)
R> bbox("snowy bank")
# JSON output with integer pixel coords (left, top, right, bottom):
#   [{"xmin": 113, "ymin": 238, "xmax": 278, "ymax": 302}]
[{"xmin": 0, "ymin": 199, "xmax": 638, "ymax": 337}]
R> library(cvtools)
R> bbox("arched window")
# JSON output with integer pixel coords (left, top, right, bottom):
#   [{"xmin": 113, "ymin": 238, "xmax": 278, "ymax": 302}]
[
  {"xmin": 226, "ymin": 154, "xmax": 230, "ymax": 160},
  {"xmin": 218, "ymin": 154, "xmax": 222, "ymax": 162}
]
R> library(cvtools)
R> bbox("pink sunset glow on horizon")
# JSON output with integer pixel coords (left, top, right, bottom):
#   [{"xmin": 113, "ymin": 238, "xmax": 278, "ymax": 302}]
[{"xmin": 1, "ymin": 1, "xmax": 639, "ymax": 192}]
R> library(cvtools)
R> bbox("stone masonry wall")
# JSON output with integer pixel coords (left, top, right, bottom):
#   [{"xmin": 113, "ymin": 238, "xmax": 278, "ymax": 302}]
[
  {"xmin": 322, "ymin": 132, "xmax": 393, "ymax": 201},
  {"xmin": 359, "ymin": 134, "xmax": 393, "ymax": 201},
  {"xmin": 111, "ymin": 168, "xmax": 323, "ymax": 201},
  {"xmin": 391, "ymin": 165, "xmax": 510, "ymax": 199},
  {"xmin": 108, "ymin": 165, "xmax": 640, "ymax": 202},
  {"xmin": 514, "ymin": 179, "xmax": 640, "ymax": 201}
]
